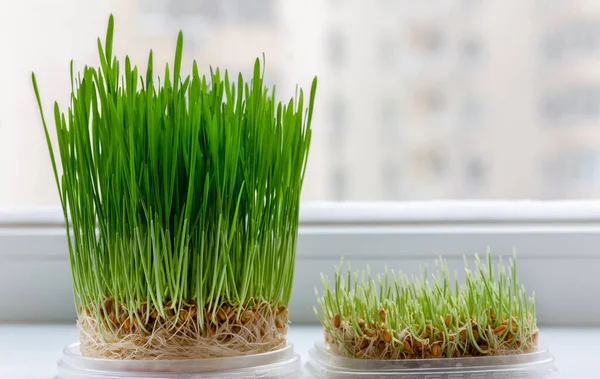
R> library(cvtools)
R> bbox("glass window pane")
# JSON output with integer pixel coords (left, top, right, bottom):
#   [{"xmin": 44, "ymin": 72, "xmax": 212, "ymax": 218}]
[{"xmin": 3, "ymin": 0, "xmax": 600, "ymax": 205}]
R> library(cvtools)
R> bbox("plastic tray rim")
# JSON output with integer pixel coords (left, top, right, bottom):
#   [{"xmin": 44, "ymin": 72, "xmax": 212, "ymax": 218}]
[
  {"xmin": 307, "ymin": 342, "xmax": 557, "ymax": 377},
  {"xmin": 56, "ymin": 341, "xmax": 300, "ymax": 378}
]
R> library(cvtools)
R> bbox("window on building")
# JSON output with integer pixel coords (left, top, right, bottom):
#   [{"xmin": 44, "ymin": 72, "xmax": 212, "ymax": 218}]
[
  {"xmin": 459, "ymin": 97, "xmax": 483, "ymax": 130},
  {"xmin": 541, "ymin": 85, "xmax": 600, "ymax": 124},
  {"xmin": 328, "ymin": 30, "xmax": 345, "ymax": 68},
  {"xmin": 422, "ymin": 90, "xmax": 447, "ymax": 115},
  {"xmin": 167, "ymin": 0, "xmax": 221, "ymax": 19},
  {"xmin": 380, "ymin": 98, "xmax": 398, "ymax": 133},
  {"xmin": 331, "ymin": 166, "xmax": 347, "ymax": 201},
  {"xmin": 544, "ymin": 150, "xmax": 600, "ymax": 190},
  {"xmin": 542, "ymin": 19, "xmax": 600, "ymax": 63},
  {"xmin": 461, "ymin": 0, "xmax": 482, "ymax": 9},
  {"xmin": 382, "ymin": 163, "xmax": 400, "ymax": 199},
  {"xmin": 410, "ymin": 27, "xmax": 445, "ymax": 56},
  {"xmin": 542, "ymin": 35, "xmax": 564, "ymax": 62},
  {"xmin": 378, "ymin": 35, "xmax": 396, "ymax": 69},
  {"xmin": 330, "ymin": 97, "xmax": 346, "ymax": 147},
  {"xmin": 230, "ymin": 0, "xmax": 275, "ymax": 24},
  {"xmin": 460, "ymin": 36, "xmax": 482, "ymax": 64},
  {"xmin": 465, "ymin": 157, "xmax": 485, "ymax": 186},
  {"xmin": 141, "ymin": 0, "xmax": 166, "ymax": 13},
  {"xmin": 573, "ymin": 151, "xmax": 600, "ymax": 186},
  {"xmin": 413, "ymin": 147, "xmax": 448, "ymax": 180}
]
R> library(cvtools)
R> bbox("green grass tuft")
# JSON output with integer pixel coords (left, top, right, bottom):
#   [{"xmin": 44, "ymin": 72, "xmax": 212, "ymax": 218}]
[
  {"xmin": 32, "ymin": 14, "xmax": 317, "ymax": 329},
  {"xmin": 316, "ymin": 252, "xmax": 538, "ymax": 359}
]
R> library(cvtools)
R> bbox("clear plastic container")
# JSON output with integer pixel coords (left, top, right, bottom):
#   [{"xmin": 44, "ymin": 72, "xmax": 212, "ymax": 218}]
[
  {"xmin": 56, "ymin": 342, "xmax": 301, "ymax": 379},
  {"xmin": 306, "ymin": 342, "xmax": 557, "ymax": 378}
]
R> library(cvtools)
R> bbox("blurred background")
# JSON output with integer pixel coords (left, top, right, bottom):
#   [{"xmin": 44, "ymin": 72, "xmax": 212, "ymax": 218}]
[{"xmin": 1, "ymin": 0, "xmax": 600, "ymax": 205}]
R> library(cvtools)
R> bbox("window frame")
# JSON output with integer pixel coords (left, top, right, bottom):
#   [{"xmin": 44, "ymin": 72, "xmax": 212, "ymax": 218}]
[{"xmin": 1, "ymin": 201, "xmax": 599, "ymax": 325}]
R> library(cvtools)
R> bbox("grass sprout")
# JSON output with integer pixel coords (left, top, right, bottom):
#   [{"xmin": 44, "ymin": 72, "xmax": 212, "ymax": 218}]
[
  {"xmin": 31, "ymin": 14, "xmax": 317, "ymax": 359},
  {"xmin": 315, "ymin": 252, "xmax": 538, "ymax": 359}
]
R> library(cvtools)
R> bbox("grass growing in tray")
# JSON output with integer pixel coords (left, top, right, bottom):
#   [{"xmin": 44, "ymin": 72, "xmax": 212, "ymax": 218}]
[
  {"xmin": 316, "ymin": 253, "xmax": 538, "ymax": 359},
  {"xmin": 31, "ymin": 15, "xmax": 317, "ymax": 359}
]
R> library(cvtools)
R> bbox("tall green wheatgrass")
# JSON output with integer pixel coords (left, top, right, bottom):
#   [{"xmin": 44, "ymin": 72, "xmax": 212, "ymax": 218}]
[{"xmin": 31, "ymin": 14, "xmax": 317, "ymax": 344}]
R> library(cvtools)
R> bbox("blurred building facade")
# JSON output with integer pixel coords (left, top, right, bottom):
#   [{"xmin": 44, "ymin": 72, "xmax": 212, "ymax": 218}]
[
  {"xmin": 2, "ymin": 0, "xmax": 600, "ymax": 205},
  {"xmin": 304, "ymin": 0, "xmax": 600, "ymax": 201}
]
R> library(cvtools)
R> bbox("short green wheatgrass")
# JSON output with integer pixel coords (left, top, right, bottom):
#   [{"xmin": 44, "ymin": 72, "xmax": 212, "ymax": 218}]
[
  {"xmin": 32, "ymin": 14, "xmax": 317, "ymax": 337},
  {"xmin": 316, "ymin": 252, "xmax": 538, "ymax": 359}
]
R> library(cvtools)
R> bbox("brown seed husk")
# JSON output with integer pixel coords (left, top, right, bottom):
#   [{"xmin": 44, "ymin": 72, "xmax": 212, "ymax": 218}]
[
  {"xmin": 493, "ymin": 324, "xmax": 507, "ymax": 336},
  {"xmin": 379, "ymin": 309, "xmax": 386, "ymax": 323},
  {"xmin": 333, "ymin": 314, "xmax": 341, "ymax": 328},
  {"xmin": 325, "ymin": 316, "xmax": 538, "ymax": 360},
  {"xmin": 78, "ymin": 299, "xmax": 288, "ymax": 359},
  {"xmin": 431, "ymin": 343, "xmax": 442, "ymax": 358},
  {"xmin": 359, "ymin": 338, "xmax": 369, "ymax": 350},
  {"xmin": 383, "ymin": 330, "xmax": 392, "ymax": 343}
]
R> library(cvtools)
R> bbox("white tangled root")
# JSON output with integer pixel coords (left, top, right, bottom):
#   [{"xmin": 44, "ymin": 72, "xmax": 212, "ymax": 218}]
[{"xmin": 78, "ymin": 301, "xmax": 289, "ymax": 359}]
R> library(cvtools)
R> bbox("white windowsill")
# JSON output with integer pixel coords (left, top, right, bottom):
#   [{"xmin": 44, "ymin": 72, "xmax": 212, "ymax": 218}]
[
  {"xmin": 0, "ymin": 324, "xmax": 595, "ymax": 379},
  {"xmin": 4, "ymin": 201, "xmax": 600, "ymax": 226},
  {"xmin": 300, "ymin": 201, "xmax": 600, "ymax": 224},
  {"xmin": 1, "ymin": 202, "xmax": 599, "ymax": 325}
]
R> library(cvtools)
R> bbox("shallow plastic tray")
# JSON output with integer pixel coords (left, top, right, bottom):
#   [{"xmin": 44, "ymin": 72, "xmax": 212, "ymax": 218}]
[
  {"xmin": 56, "ymin": 342, "xmax": 301, "ymax": 378},
  {"xmin": 306, "ymin": 342, "xmax": 557, "ymax": 378}
]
